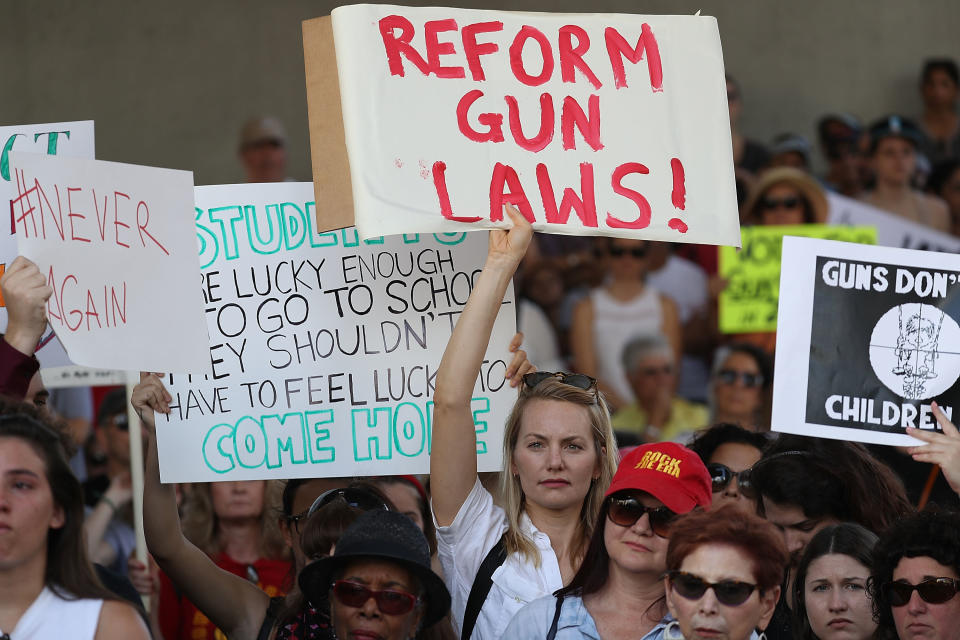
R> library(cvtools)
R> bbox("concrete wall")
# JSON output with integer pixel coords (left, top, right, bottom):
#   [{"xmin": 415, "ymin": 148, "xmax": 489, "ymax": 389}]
[{"xmin": 1, "ymin": 1, "xmax": 956, "ymax": 184}]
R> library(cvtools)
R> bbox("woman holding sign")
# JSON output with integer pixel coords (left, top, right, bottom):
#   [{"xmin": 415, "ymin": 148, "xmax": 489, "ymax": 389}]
[{"xmin": 430, "ymin": 205, "xmax": 618, "ymax": 640}]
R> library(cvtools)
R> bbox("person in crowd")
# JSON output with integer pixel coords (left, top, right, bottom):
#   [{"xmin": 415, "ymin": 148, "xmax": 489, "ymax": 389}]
[
  {"xmin": 869, "ymin": 510, "xmax": 960, "ymax": 640},
  {"xmin": 927, "ymin": 159, "xmax": 960, "ymax": 236},
  {"xmin": 430, "ymin": 205, "xmax": 617, "ymax": 639},
  {"xmin": 708, "ymin": 343, "xmax": 773, "ymax": 431},
  {"xmin": 135, "ymin": 373, "xmax": 396, "ymax": 640},
  {"xmin": 688, "ymin": 423, "xmax": 768, "ymax": 511},
  {"xmin": 0, "ymin": 399, "xmax": 150, "ymax": 638},
  {"xmin": 239, "ymin": 115, "xmax": 291, "ymax": 183},
  {"xmin": 742, "ymin": 167, "xmax": 829, "ymax": 227},
  {"xmin": 770, "ymin": 133, "xmax": 813, "ymax": 171},
  {"xmin": 664, "ymin": 504, "xmax": 787, "ymax": 640},
  {"xmin": 611, "ymin": 334, "xmax": 708, "ymax": 443},
  {"xmin": 727, "ymin": 73, "xmax": 770, "ymax": 198},
  {"xmin": 502, "ymin": 442, "xmax": 713, "ymax": 639},
  {"xmin": 81, "ymin": 389, "xmax": 139, "ymax": 577},
  {"xmin": 817, "ymin": 114, "xmax": 868, "ymax": 198},
  {"xmin": 859, "ymin": 115, "xmax": 951, "ymax": 232},
  {"xmin": 749, "ymin": 435, "xmax": 913, "ymax": 640},
  {"xmin": 570, "ymin": 237, "xmax": 681, "ymax": 411},
  {"xmin": 917, "ymin": 59, "xmax": 960, "ymax": 165},
  {"xmin": 156, "ymin": 480, "xmax": 292, "ymax": 640},
  {"xmin": 792, "ymin": 523, "xmax": 879, "ymax": 640},
  {"xmin": 298, "ymin": 509, "xmax": 452, "ymax": 640}
]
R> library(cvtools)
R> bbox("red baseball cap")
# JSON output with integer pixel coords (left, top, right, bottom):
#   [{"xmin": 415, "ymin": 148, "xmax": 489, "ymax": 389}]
[{"xmin": 605, "ymin": 442, "xmax": 712, "ymax": 514}]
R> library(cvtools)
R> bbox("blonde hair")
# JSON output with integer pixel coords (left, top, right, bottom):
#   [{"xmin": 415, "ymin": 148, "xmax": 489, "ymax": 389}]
[
  {"xmin": 498, "ymin": 379, "xmax": 618, "ymax": 566},
  {"xmin": 181, "ymin": 480, "xmax": 288, "ymax": 560}
]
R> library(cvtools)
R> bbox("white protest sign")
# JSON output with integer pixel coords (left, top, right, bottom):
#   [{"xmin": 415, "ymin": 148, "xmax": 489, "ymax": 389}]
[
  {"xmin": 156, "ymin": 182, "xmax": 516, "ymax": 482},
  {"xmin": 318, "ymin": 5, "xmax": 738, "ymax": 244},
  {"xmin": 9, "ymin": 152, "xmax": 208, "ymax": 372},
  {"xmin": 827, "ymin": 192, "xmax": 960, "ymax": 253},
  {"xmin": 1, "ymin": 121, "xmax": 95, "ymax": 368},
  {"xmin": 773, "ymin": 236, "xmax": 960, "ymax": 447}
]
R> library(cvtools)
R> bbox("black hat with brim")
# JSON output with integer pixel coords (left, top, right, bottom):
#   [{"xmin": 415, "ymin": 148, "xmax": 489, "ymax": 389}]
[{"xmin": 298, "ymin": 509, "xmax": 451, "ymax": 628}]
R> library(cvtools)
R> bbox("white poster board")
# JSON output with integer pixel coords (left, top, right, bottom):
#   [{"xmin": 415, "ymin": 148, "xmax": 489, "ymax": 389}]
[
  {"xmin": 329, "ymin": 5, "xmax": 739, "ymax": 245},
  {"xmin": 9, "ymin": 152, "xmax": 209, "ymax": 373},
  {"xmin": 0, "ymin": 121, "xmax": 95, "ymax": 368},
  {"xmin": 773, "ymin": 236, "xmax": 960, "ymax": 447},
  {"xmin": 156, "ymin": 182, "xmax": 516, "ymax": 482},
  {"xmin": 827, "ymin": 192, "xmax": 960, "ymax": 253}
]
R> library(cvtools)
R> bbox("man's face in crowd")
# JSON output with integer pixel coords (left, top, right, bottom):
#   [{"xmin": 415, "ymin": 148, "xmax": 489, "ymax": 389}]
[
  {"xmin": 762, "ymin": 498, "xmax": 838, "ymax": 566},
  {"xmin": 241, "ymin": 139, "xmax": 287, "ymax": 183}
]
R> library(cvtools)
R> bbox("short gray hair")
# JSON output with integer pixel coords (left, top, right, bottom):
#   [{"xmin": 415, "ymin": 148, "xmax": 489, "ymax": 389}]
[{"xmin": 621, "ymin": 333, "xmax": 673, "ymax": 373}]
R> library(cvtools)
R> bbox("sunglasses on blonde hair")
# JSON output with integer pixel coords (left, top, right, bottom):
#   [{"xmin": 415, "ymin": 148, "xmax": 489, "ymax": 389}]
[{"xmin": 523, "ymin": 372, "xmax": 597, "ymax": 392}]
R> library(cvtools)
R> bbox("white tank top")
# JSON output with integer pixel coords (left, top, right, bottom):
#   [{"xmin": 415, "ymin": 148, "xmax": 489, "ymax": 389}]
[
  {"xmin": 590, "ymin": 286, "xmax": 663, "ymax": 404},
  {"xmin": 0, "ymin": 587, "xmax": 103, "ymax": 640}
]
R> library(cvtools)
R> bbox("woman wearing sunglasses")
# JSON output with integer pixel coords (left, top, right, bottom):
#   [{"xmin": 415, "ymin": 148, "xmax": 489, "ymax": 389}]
[
  {"xmin": 430, "ymin": 206, "xmax": 618, "ymax": 639},
  {"xmin": 688, "ymin": 423, "xmax": 768, "ymax": 511},
  {"xmin": 741, "ymin": 167, "xmax": 828, "ymax": 227},
  {"xmin": 569, "ymin": 236, "xmax": 682, "ymax": 412},
  {"xmin": 869, "ymin": 510, "xmax": 960, "ymax": 640},
  {"xmin": 664, "ymin": 504, "xmax": 788, "ymax": 640},
  {"xmin": 503, "ymin": 442, "xmax": 712, "ymax": 640},
  {"xmin": 298, "ymin": 509, "xmax": 451, "ymax": 640},
  {"xmin": 708, "ymin": 343, "xmax": 772, "ymax": 431},
  {"xmin": 793, "ymin": 524, "xmax": 879, "ymax": 640}
]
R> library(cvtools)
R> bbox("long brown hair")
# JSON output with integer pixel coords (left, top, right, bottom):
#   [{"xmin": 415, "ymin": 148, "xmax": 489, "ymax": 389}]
[
  {"xmin": 180, "ymin": 480, "xmax": 287, "ymax": 559},
  {"xmin": 499, "ymin": 378, "xmax": 618, "ymax": 566},
  {"xmin": 0, "ymin": 399, "xmax": 118, "ymax": 602}
]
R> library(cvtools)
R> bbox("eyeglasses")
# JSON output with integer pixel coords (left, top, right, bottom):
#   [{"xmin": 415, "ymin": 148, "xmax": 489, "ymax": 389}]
[
  {"xmin": 738, "ymin": 450, "xmax": 813, "ymax": 501},
  {"xmin": 882, "ymin": 578, "xmax": 960, "ymax": 607},
  {"xmin": 761, "ymin": 196, "xmax": 802, "ymax": 211},
  {"xmin": 607, "ymin": 496, "xmax": 676, "ymax": 537},
  {"xmin": 715, "ymin": 369, "xmax": 764, "ymax": 388},
  {"xmin": 523, "ymin": 371, "xmax": 597, "ymax": 392},
  {"xmin": 331, "ymin": 580, "xmax": 420, "ymax": 615},
  {"xmin": 669, "ymin": 571, "xmax": 759, "ymax": 606},
  {"xmin": 706, "ymin": 463, "xmax": 754, "ymax": 495},
  {"xmin": 288, "ymin": 487, "xmax": 390, "ymax": 534},
  {"xmin": 609, "ymin": 245, "xmax": 648, "ymax": 259}
]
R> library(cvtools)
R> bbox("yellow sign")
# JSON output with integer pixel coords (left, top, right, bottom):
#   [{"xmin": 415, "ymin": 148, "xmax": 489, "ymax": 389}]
[{"xmin": 719, "ymin": 225, "xmax": 876, "ymax": 333}]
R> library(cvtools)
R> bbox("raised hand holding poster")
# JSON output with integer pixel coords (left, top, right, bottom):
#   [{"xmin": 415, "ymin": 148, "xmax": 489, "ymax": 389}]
[
  {"xmin": 9, "ymin": 152, "xmax": 209, "ymax": 372},
  {"xmin": 773, "ymin": 236, "xmax": 960, "ymax": 446},
  {"xmin": 156, "ymin": 182, "xmax": 516, "ymax": 482},
  {"xmin": 304, "ymin": 6, "xmax": 739, "ymax": 245},
  {"xmin": 0, "ymin": 121, "xmax": 95, "ymax": 369}
]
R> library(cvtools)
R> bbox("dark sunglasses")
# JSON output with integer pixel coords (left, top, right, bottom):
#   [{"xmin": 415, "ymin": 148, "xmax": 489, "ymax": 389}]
[
  {"xmin": 882, "ymin": 578, "xmax": 960, "ymax": 607},
  {"xmin": 607, "ymin": 496, "xmax": 676, "ymax": 537},
  {"xmin": 609, "ymin": 245, "xmax": 648, "ymax": 258},
  {"xmin": 669, "ymin": 571, "xmax": 759, "ymax": 606},
  {"xmin": 523, "ymin": 371, "xmax": 597, "ymax": 392},
  {"xmin": 761, "ymin": 196, "xmax": 802, "ymax": 211},
  {"xmin": 706, "ymin": 463, "xmax": 754, "ymax": 495},
  {"xmin": 738, "ymin": 450, "xmax": 813, "ymax": 501},
  {"xmin": 715, "ymin": 369, "xmax": 764, "ymax": 388},
  {"xmin": 288, "ymin": 487, "xmax": 390, "ymax": 534},
  {"xmin": 331, "ymin": 580, "xmax": 419, "ymax": 615}
]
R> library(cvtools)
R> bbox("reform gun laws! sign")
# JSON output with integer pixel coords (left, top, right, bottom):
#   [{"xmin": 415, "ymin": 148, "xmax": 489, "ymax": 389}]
[
  {"xmin": 305, "ymin": 6, "xmax": 739, "ymax": 245},
  {"xmin": 156, "ymin": 182, "xmax": 517, "ymax": 482},
  {"xmin": 773, "ymin": 237, "xmax": 960, "ymax": 447}
]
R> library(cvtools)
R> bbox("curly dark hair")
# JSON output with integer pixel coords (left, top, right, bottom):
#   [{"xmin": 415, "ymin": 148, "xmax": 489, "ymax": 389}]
[
  {"xmin": 869, "ymin": 510, "xmax": 960, "ymax": 637},
  {"xmin": 688, "ymin": 422, "xmax": 769, "ymax": 465}
]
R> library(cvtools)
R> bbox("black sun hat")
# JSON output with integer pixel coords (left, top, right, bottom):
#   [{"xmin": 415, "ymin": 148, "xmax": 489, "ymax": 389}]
[{"xmin": 298, "ymin": 509, "xmax": 451, "ymax": 627}]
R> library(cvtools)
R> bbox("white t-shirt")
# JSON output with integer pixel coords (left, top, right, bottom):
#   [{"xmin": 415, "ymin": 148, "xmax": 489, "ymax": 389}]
[
  {"xmin": 435, "ymin": 479, "xmax": 564, "ymax": 640},
  {"xmin": 0, "ymin": 586, "xmax": 103, "ymax": 639}
]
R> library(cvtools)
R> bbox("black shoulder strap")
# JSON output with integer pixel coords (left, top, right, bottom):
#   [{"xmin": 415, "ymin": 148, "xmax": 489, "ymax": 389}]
[
  {"xmin": 546, "ymin": 593, "xmax": 565, "ymax": 640},
  {"xmin": 460, "ymin": 534, "xmax": 507, "ymax": 640},
  {"xmin": 257, "ymin": 596, "xmax": 287, "ymax": 640}
]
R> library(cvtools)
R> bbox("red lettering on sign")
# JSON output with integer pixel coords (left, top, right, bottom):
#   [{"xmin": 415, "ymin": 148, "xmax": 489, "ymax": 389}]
[
  {"xmin": 489, "ymin": 162, "xmax": 535, "ymax": 222},
  {"xmin": 605, "ymin": 162, "xmax": 652, "ymax": 229},
  {"xmin": 461, "ymin": 21, "xmax": 503, "ymax": 81},
  {"xmin": 509, "ymin": 26, "xmax": 554, "ymax": 86},
  {"xmin": 561, "ymin": 94, "xmax": 603, "ymax": 151},
  {"xmin": 424, "ymin": 19, "xmax": 466, "ymax": 78},
  {"xmin": 559, "ymin": 25, "xmax": 602, "ymax": 89},
  {"xmin": 604, "ymin": 24, "xmax": 663, "ymax": 91},
  {"xmin": 379, "ymin": 15, "xmax": 431, "ymax": 77},
  {"xmin": 456, "ymin": 90, "xmax": 505, "ymax": 143},
  {"xmin": 537, "ymin": 162, "xmax": 598, "ymax": 227},
  {"xmin": 505, "ymin": 93, "xmax": 554, "ymax": 152}
]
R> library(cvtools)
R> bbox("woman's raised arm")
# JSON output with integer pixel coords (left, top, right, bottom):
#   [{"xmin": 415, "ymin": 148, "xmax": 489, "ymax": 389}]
[
  {"xmin": 136, "ymin": 373, "xmax": 270, "ymax": 640},
  {"xmin": 430, "ymin": 206, "xmax": 533, "ymax": 526}
]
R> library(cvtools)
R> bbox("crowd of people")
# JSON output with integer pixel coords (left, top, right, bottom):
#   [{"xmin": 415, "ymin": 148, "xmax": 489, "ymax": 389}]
[{"xmin": 2, "ymin": 57, "xmax": 960, "ymax": 640}]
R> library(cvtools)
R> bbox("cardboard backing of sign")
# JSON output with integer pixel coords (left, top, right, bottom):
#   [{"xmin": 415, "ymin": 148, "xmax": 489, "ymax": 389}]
[{"xmin": 302, "ymin": 15, "xmax": 354, "ymax": 233}]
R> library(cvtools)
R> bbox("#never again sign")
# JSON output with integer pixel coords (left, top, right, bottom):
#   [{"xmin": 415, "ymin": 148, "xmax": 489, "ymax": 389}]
[
  {"xmin": 307, "ymin": 5, "xmax": 739, "ymax": 245},
  {"xmin": 156, "ymin": 182, "xmax": 516, "ymax": 482},
  {"xmin": 773, "ymin": 236, "xmax": 960, "ymax": 447}
]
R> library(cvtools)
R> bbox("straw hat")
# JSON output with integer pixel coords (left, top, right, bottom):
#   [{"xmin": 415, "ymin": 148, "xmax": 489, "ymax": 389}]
[{"xmin": 742, "ymin": 167, "xmax": 829, "ymax": 225}]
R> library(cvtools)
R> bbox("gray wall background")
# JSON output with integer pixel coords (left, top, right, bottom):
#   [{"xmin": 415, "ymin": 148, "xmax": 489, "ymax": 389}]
[{"xmin": 2, "ymin": 1, "xmax": 957, "ymax": 184}]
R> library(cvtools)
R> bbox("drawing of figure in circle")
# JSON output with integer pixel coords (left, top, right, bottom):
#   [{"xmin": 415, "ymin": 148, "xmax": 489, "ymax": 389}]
[{"xmin": 869, "ymin": 303, "xmax": 960, "ymax": 400}]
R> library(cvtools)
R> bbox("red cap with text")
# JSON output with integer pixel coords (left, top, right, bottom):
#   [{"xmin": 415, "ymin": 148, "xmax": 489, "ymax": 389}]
[{"xmin": 605, "ymin": 442, "xmax": 712, "ymax": 514}]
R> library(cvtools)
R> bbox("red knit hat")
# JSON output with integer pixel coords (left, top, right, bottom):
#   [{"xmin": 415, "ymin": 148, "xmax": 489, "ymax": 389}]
[{"xmin": 605, "ymin": 442, "xmax": 712, "ymax": 514}]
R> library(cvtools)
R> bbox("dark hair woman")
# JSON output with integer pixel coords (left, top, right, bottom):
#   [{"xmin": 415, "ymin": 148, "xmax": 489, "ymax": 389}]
[{"xmin": 0, "ymin": 399, "xmax": 150, "ymax": 639}]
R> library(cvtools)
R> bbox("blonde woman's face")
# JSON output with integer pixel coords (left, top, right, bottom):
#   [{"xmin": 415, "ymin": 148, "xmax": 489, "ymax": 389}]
[
  {"xmin": 210, "ymin": 480, "xmax": 266, "ymax": 521},
  {"xmin": 512, "ymin": 398, "xmax": 600, "ymax": 514}
]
